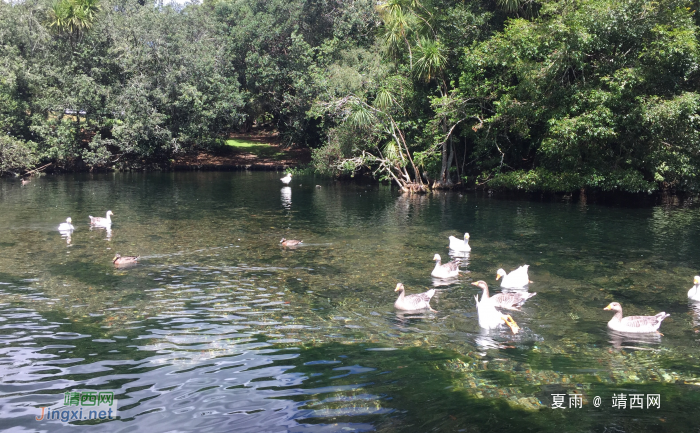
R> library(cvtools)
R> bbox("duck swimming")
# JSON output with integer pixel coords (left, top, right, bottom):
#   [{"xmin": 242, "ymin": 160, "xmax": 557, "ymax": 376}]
[
  {"xmin": 471, "ymin": 281, "xmax": 536, "ymax": 310},
  {"xmin": 431, "ymin": 254, "xmax": 460, "ymax": 279},
  {"xmin": 604, "ymin": 302, "xmax": 669, "ymax": 334},
  {"xmin": 281, "ymin": 173, "xmax": 292, "ymax": 184},
  {"xmin": 113, "ymin": 254, "xmax": 139, "ymax": 267},
  {"xmin": 394, "ymin": 283, "xmax": 435, "ymax": 311},
  {"xmin": 496, "ymin": 265, "xmax": 532, "ymax": 288},
  {"xmin": 280, "ymin": 238, "xmax": 302, "ymax": 247},
  {"xmin": 448, "ymin": 233, "xmax": 471, "ymax": 252},
  {"xmin": 90, "ymin": 210, "xmax": 114, "ymax": 227}
]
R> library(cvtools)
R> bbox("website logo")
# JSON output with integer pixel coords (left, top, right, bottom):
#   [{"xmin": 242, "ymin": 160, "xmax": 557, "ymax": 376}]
[{"xmin": 36, "ymin": 391, "xmax": 118, "ymax": 422}]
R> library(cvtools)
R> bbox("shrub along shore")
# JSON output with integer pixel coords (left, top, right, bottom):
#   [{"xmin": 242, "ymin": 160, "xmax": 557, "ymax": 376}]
[{"xmin": 2, "ymin": 0, "xmax": 700, "ymax": 195}]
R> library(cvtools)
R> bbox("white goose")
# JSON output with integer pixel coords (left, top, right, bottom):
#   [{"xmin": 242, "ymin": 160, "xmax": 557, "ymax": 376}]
[
  {"xmin": 688, "ymin": 276, "xmax": 700, "ymax": 302},
  {"xmin": 475, "ymin": 291, "xmax": 519, "ymax": 333},
  {"xmin": 496, "ymin": 265, "xmax": 531, "ymax": 288},
  {"xmin": 431, "ymin": 254, "xmax": 460, "ymax": 279},
  {"xmin": 281, "ymin": 173, "xmax": 292, "ymax": 184},
  {"xmin": 393, "ymin": 283, "xmax": 435, "ymax": 311},
  {"xmin": 58, "ymin": 218, "xmax": 74, "ymax": 232},
  {"xmin": 89, "ymin": 210, "xmax": 113, "ymax": 227},
  {"xmin": 604, "ymin": 302, "xmax": 669, "ymax": 334},
  {"xmin": 448, "ymin": 233, "xmax": 471, "ymax": 252}
]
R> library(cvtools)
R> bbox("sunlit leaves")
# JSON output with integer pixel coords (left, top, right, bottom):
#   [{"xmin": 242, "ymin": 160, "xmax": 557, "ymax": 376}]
[
  {"xmin": 497, "ymin": 0, "xmax": 523, "ymax": 14},
  {"xmin": 413, "ymin": 37, "xmax": 445, "ymax": 81},
  {"xmin": 48, "ymin": 0, "xmax": 101, "ymax": 36},
  {"xmin": 373, "ymin": 88, "xmax": 395, "ymax": 110},
  {"xmin": 347, "ymin": 100, "xmax": 376, "ymax": 129}
]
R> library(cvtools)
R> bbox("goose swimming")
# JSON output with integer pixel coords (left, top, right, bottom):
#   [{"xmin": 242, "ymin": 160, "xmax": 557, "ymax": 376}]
[
  {"xmin": 394, "ymin": 283, "xmax": 435, "ymax": 311},
  {"xmin": 431, "ymin": 254, "xmax": 460, "ymax": 279},
  {"xmin": 89, "ymin": 210, "xmax": 114, "ymax": 227},
  {"xmin": 604, "ymin": 302, "xmax": 669, "ymax": 334},
  {"xmin": 496, "ymin": 265, "xmax": 531, "ymax": 288},
  {"xmin": 58, "ymin": 218, "xmax": 74, "ymax": 232},
  {"xmin": 688, "ymin": 276, "xmax": 700, "ymax": 302},
  {"xmin": 448, "ymin": 233, "xmax": 471, "ymax": 252},
  {"xmin": 475, "ymin": 291, "xmax": 519, "ymax": 333},
  {"xmin": 281, "ymin": 173, "xmax": 292, "ymax": 184}
]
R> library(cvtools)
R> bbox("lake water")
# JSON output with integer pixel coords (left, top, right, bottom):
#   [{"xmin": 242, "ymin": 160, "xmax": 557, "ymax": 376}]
[{"xmin": 1, "ymin": 172, "xmax": 699, "ymax": 432}]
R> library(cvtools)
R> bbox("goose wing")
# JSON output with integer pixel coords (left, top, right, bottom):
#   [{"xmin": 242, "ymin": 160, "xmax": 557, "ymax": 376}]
[
  {"xmin": 620, "ymin": 313, "xmax": 669, "ymax": 330},
  {"xmin": 404, "ymin": 289, "xmax": 435, "ymax": 307},
  {"xmin": 398, "ymin": 289, "xmax": 435, "ymax": 310},
  {"xmin": 440, "ymin": 259, "xmax": 460, "ymax": 272},
  {"xmin": 490, "ymin": 292, "xmax": 536, "ymax": 310}
]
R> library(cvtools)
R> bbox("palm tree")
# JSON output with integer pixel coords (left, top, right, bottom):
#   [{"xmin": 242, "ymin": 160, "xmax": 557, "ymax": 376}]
[
  {"xmin": 414, "ymin": 37, "xmax": 446, "ymax": 82},
  {"xmin": 48, "ymin": 0, "xmax": 100, "ymax": 38}
]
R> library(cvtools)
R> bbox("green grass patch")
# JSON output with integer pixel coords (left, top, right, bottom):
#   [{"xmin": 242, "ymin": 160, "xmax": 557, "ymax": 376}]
[{"xmin": 225, "ymin": 138, "xmax": 286, "ymax": 160}]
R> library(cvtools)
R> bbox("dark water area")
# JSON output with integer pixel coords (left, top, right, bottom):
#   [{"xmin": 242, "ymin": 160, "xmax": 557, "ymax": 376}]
[{"xmin": 1, "ymin": 172, "xmax": 700, "ymax": 432}]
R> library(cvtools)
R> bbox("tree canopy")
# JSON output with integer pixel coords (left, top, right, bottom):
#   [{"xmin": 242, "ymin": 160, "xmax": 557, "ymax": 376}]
[{"xmin": 1, "ymin": 0, "xmax": 700, "ymax": 194}]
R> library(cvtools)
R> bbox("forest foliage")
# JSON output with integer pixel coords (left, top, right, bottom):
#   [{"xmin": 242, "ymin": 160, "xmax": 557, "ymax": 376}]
[{"xmin": 1, "ymin": 0, "xmax": 699, "ymax": 193}]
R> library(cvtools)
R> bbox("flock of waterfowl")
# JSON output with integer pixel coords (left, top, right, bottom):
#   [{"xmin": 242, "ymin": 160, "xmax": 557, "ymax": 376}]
[
  {"xmin": 51, "ymin": 172, "xmax": 700, "ymax": 337},
  {"xmin": 57, "ymin": 210, "xmax": 139, "ymax": 266},
  {"xmin": 392, "ymin": 231, "xmax": 690, "ymax": 336}
]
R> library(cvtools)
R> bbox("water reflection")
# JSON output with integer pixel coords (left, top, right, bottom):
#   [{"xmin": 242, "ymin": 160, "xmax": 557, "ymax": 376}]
[
  {"xmin": 281, "ymin": 186, "xmax": 292, "ymax": 209},
  {"xmin": 58, "ymin": 229, "xmax": 72, "ymax": 245},
  {"xmin": 432, "ymin": 276, "xmax": 460, "ymax": 287},
  {"xmin": 2, "ymin": 172, "xmax": 700, "ymax": 431},
  {"xmin": 689, "ymin": 302, "xmax": 700, "ymax": 328},
  {"xmin": 448, "ymin": 250, "xmax": 471, "ymax": 261},
  {"xmin": 89, "ymin": 225, "xmax": 112, "ymax": 240},
  {"xmin": 607, "ymin": 330, "xmax": 662, "ymax": 350}
]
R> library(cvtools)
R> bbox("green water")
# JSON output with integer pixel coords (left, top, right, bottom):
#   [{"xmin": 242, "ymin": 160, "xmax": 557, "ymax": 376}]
[{"xmin": 1, "ymin": 172, "xmax": 700, "ymax": 432}]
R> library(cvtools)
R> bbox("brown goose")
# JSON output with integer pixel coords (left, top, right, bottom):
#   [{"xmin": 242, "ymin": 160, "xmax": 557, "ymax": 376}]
[
  {"xmin": 471, "ymin": 281, "xmax": 536, "ymax": 310},
  {"xmin": 431, "ymin": 254, "xmax": 460, "ymax": 279},
  {"xmin": 113, "ymin": 254, "xmax": 139, "ymax": 267},
  {"xmin": 394, "ymin": 283, "xmax": 435, "ymax": 311},
  {"xmin": 604, "ymin": 302, "xmax": 669, "ymax": 334},
  {"xmin": 280, "ymin": 238, "xmax": 302, "ymax": 247},
  {"xmin": 21, "ymin": 178, "xmax": 31, "ymax": 186}
]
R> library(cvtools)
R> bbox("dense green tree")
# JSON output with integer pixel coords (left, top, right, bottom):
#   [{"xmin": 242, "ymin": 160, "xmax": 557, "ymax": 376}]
[{"xmin": 460, "ymin": 0, "xmax": 700, "ymax": 192}]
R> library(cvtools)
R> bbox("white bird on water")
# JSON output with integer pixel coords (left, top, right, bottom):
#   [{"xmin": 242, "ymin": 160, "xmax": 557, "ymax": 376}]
[
  {"xmin": 448, "ymin": 233, "xmax": 471, "ymax": 252},
  {"xmin": 431, "ymin": 254, "xmax": 460, "ymax": 279},
  {"xmin": 281, "ymin": 173, "xmax": 292, "ymax": 184},
  {"xmin": 688, "ymin": 276, "xmax": 700, "ymax": 302},
  {"xmin": 496, "ymin": 265, "xmax": 532, "ymax": 288},
  {"xmin": 604, "ymin": 302, "xmax": 669, "ymax": 334},
  {"xmin": 393, "ymin": 283, "xmax": 435, "ymax": 311},
  {"xmin": 89, "ymin": 210, "xmax": 113, "ymax": 228},
  {"xmin": 58, "ymin": 218, "xmax": 74, "ymax": 232}
]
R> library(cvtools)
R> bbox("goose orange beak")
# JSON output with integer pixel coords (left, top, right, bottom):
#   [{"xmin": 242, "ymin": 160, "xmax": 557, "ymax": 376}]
[
  {"xmin": 495, "ymin": 274, "xmax": 501, "ymax": 280},
  {"xmin": 603, "ymin": 303, "xmax": 613, "ymax": 310},
  {"xmin": 470, "ymin": 282, "xmax": 479, "ymax": 286},
  {"xmin": 503, "ymin": 315, "xmax": 519, "ymax": 334}
]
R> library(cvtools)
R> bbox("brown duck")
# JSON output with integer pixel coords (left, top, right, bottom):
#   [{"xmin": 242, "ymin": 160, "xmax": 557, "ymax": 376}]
[
  {"xmin": 280, "ymin": 238, "xmax": 302, "ymax": 247},
  {"xmin": 113, "ymin": 254, "xmax": 139, "ymax": 267}
]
